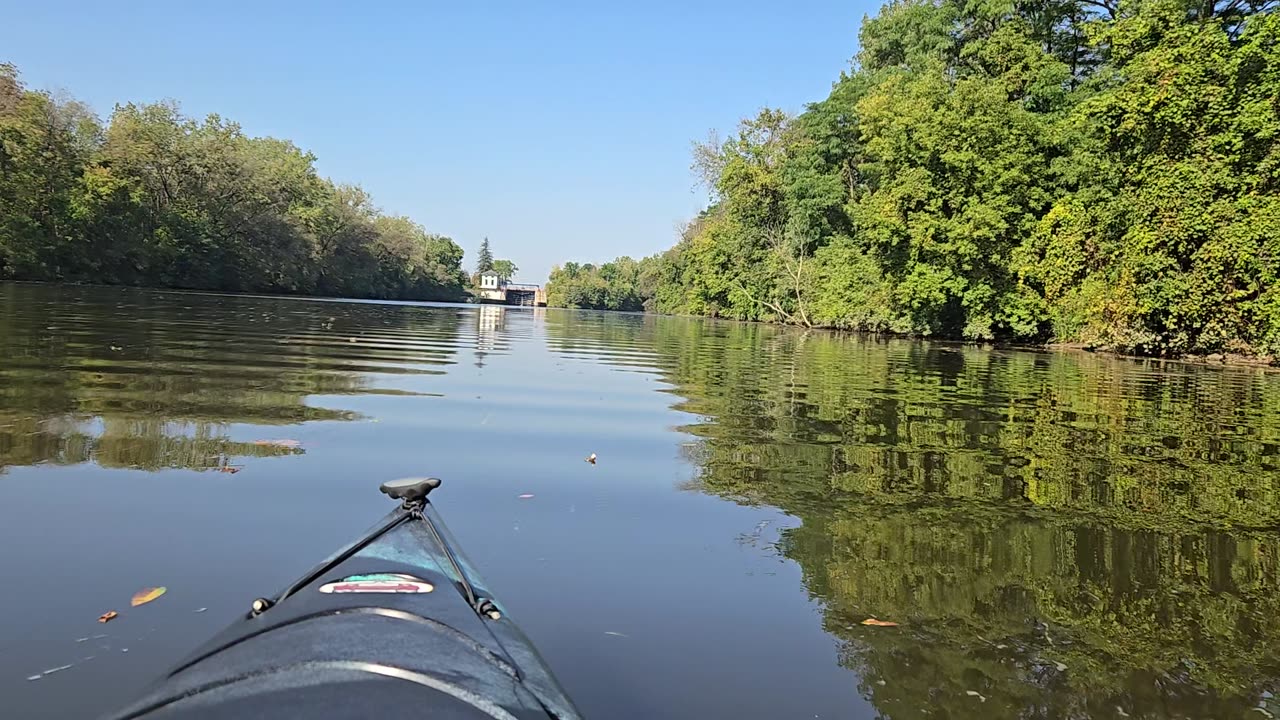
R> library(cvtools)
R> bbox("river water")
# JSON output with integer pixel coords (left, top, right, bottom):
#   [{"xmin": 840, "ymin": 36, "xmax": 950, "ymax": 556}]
[{"xmin": 1, "ymin": 282, "xmax": 1278, "ymax": 719}]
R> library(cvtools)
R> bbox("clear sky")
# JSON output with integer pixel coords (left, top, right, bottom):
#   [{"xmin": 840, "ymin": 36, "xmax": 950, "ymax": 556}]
[{"xmin": 1, "ymin": 0, "xmax": 874, "ymax": 283}]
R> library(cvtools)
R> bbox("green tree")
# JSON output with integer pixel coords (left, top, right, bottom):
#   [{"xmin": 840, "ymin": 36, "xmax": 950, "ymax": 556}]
[
  {"xmin": 546, "ymin": 256, "xmax": 658, "ymax": 311},
  {"xmin": 1022, "ymin": 1, "xmax": 1280, "ymax": 354},
  {"xmin": 0, "ymin": 63, "xmax": 468, "ymax": 302},
  {"xmin": 491, "ymin": 258, "xmax": 517, "ymax": 280},
  {"xmin": 548, "ymin": 0, "xmax": 1280, "ymax": 360},
  {"xmin": 475, "ymin": 237, "xmax": 494, "ymax": 275}
]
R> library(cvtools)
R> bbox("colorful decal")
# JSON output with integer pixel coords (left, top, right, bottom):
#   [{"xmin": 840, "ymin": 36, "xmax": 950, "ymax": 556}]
[{"xmin": 319, "ymin": 573, "xmax": 434, "ymax": 594}]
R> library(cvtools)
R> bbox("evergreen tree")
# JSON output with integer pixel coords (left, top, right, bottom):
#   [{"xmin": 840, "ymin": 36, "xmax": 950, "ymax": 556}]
[{"xmin": 475, "ymin": 237, "xmax": 494, "ymax": 274}]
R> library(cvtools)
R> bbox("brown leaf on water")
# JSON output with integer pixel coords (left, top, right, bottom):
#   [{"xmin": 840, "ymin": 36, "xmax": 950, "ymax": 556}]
[
  {"xmin": 253, "ymin": 439, "xmax": 301, "ymax": 449},
  {"xmin": 130, "ymin": 587, "xmax": 167, "ymax": 607},
  {"xmin": 861, "ymin": 618, "xmax": 899, "ymax": 627},
  {"xmin": 98, "ymin": 611, "xmax": 118, "ymax": 623}
]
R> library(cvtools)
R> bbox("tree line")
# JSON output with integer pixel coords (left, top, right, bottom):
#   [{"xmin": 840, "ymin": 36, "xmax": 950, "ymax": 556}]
[
  {"xmin": 0, "ymin": 64, "xmax": 469, "ymax": 300},
  {"xmin": 547, "ymin": 0, "xmax": 1280, "ymax": 357}
]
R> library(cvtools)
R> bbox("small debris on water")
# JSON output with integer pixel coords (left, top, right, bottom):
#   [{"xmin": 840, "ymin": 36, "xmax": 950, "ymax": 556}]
[
  {"xmin": 218, "ymin": 466, "xmax": 242, "ymax": 474},
  {"xmin": 27, "ymin": 663, "xmax": 75, "ymax": 681},
  {"xmin": 121, "ymin": 648, "xmax": 129, "ymax": 653},
  {"xmin": 518, "ymin": 494, "xmax": 534, "ymax": 499},
  {"xmin": 861, "ymin": 618, "xmax": 899, "ymax": 627},
  {"xmin": 98, "ymin": 611, "xmax": 118, "ymax": 623},
  {"xmin": 1116, "ymin": 708, "xmax": 1130, "ymax": 717},
  {"xmin": 586, "ymin": 453, "xmax": 597, "ymax": 464},
  {"xmin": 194, "ymin": 607, "xmax": 208, "ymax": 613},
  {"xmin": 604, "ymin": 631, "xmax": 628, "ymax": 637},
  {"xmin": 966, "ymin": 691, "xmax": 986, "ymax": 702},
  {"xmin": 1055, "ymin": 661, "xmax": 1068, "ymax": 672},
  {"xmin": 75, "ymin": 634, "xmax": 108, "ymax": 643}
]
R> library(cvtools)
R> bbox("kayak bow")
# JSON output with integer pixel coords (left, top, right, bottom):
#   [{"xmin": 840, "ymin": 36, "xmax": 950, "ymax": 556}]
[{"xmin": 105, "ymin": 478, "xmax": 583, "ymax": 720}]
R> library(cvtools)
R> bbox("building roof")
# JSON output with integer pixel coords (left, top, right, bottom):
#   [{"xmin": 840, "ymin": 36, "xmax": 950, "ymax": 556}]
[{"xmin": 479, "ymin": 270, "xmax": 500, "ymax": 277}]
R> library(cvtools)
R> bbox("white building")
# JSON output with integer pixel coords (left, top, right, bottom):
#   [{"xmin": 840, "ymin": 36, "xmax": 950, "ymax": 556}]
[{"xmin": 476, "ymin": 270, "xmax": 507, "ymax": 301}]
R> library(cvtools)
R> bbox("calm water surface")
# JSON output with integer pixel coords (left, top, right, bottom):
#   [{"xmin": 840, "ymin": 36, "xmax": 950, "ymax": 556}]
[{"xmin": 2, "ymin": 283, "xmax": 1279, "ymax": 719}]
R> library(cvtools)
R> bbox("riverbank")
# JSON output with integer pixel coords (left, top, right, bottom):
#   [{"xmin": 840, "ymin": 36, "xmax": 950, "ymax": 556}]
[
  {"xmin": 1045, "ymin": 342, "xmax": 1278, "ymax": 368},
  {"xmin": 544, "ymin": 297, "xmax": 1280, "ymax": 368}
]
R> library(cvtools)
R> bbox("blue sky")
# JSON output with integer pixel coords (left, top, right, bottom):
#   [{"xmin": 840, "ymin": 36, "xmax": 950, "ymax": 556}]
[{"xmin": 1, "ymin": 0, "xmax": 874, "ymax": 283}]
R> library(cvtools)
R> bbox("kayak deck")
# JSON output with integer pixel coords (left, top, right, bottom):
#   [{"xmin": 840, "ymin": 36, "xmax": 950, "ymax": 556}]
[{"xmin": 106, "ymin": 480, "xmax": 581, "ymax": 719}]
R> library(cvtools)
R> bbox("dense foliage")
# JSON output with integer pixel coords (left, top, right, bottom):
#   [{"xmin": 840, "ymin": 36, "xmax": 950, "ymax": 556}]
[
  {"xmin": 548, "ymin": 0, "xmax": 1280, "ymax": 357},
  {"xmin": 0, "ymin": 64, "xmax": 468, "ymax": 300},
  {"xmin": 545, "ymin": 257, "xmax": 657, "ymax": 311}
]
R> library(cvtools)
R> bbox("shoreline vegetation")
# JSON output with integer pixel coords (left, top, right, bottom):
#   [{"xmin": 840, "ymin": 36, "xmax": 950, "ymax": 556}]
[
  {"xmin": 546, "ymin": 0, "xmax": 1280, "ymax": 363},
  {"xmin": 0, "ymin": 64, "xmax": 469, "ymax": 302}
]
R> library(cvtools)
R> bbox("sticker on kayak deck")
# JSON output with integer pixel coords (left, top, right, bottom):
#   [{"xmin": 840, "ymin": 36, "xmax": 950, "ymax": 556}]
[{"xmin": 319, "ymin": 573, "xmax": 434, "ymax": 594}]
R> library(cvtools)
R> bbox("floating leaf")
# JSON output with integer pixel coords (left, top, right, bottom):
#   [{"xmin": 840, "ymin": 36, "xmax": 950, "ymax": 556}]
[
  {"xmin": 861, "ymin": 618, "xmax": 899, "ymax": 627},
  {"xmin": 98, "ymin": 611, "xmax": 118, "ymax": 623},
  {"xmin": 131, "ymin": 587, "xmax": 167, "ymax": 607}
]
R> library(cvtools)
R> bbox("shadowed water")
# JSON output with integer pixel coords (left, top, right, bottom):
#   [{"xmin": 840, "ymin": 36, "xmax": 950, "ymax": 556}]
[{"xmin": 2, "ymin": 283, "xmax": 1278, "ymax": 719}]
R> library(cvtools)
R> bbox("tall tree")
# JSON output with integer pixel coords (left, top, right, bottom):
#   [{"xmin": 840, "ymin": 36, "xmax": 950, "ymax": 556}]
[{"xmin": 475, "ymin": 237, "xmax": 494, "ymax": 274}]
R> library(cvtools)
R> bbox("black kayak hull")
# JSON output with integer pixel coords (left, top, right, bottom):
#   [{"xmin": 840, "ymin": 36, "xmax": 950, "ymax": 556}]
[{"xmin": 104, "ymin": 489, "xmax": 582, "ymax": 720}]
